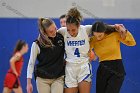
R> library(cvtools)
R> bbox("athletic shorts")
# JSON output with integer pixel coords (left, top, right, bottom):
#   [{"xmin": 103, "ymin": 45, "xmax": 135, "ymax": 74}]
[
  {"xmin": 65, "ymin": 62, "xmax": 92, "ymax": 88},
  {"xmin": 3, "ymin": 72, "xmax": 20, "ymax": 89}
]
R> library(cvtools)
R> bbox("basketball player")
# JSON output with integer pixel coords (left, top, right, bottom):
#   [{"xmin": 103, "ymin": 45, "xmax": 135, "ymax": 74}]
[
  {"xmin": 58, "ymin": 7, "xmax": 126, "ymax": 93},
  {"xmin": 58, "ymin": 7, "xmax": 92, "ymax": 93},
  {"xmin": 3, "ymin": 40, "xmax": 28, "ymax": 93}
]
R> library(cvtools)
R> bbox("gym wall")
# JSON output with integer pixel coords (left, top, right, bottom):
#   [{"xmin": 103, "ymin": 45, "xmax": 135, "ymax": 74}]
[{"xmin": 0, "ymin": 0, "xmax": 140, "ymax": 93}]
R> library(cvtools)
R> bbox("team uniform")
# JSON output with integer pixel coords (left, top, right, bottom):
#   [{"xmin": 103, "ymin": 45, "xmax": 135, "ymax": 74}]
[
  {"xmin": 4, "ymin": 53, "xmax": 23, "ymax": 89},
  {"xmin": 90, "ymin": 31, "xmax": 136, "ymax": 93},
  {"xmin": 58, "ymin": 25, "xmax": 92, "ymax": 88}
]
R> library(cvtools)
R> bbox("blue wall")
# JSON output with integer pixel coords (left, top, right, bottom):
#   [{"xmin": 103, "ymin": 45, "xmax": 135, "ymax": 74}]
[{"xmin": 0, "ymin": 18, "xmax": 140, "ymax": 93}]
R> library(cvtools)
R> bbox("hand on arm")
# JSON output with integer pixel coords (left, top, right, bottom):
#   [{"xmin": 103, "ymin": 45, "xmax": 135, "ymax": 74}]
[
  {"xmin": 114, "ymin": 24, "xmax": 127, "ymax": 40},
  {"xmin": 89, "ymin": 50, "xmax": 97, "ymax": 62},
  {"xmin": 115, "ymin": 24, "xmax": 136, "ymax": 46}
]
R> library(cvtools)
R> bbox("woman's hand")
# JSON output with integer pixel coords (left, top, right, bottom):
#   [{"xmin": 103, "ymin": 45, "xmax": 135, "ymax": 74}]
[
  {"xmin": 27, "ymin": 78, "xmax": 33, "ymax": 93},
  {"xmin": 89, "ymin": 50, "xmax": 97, "ymax": 62},
  {"xmin": 14, "ymin": 72, "xmax": 19, "ymax": 77},
  {"xmin": 115, "ymin": 24, "xmax": 127, "ymax": 39}
]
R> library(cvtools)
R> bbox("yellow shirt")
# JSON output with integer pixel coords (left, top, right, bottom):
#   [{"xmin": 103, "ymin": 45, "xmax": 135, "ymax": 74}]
[{"xmin": 90, "ymin": 31, "xmax": 136, "ymax": 62}]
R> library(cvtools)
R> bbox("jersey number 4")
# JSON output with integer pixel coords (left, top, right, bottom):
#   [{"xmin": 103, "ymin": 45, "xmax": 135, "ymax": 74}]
[{"xmin": 74, "ymin": 48, "xmax": 80, "ymax": 57}]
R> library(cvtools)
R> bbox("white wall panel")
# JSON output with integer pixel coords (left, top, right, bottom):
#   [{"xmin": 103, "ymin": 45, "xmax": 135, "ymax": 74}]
[{"xmin": 0, "ymin": 0, "xmax": 140, "ymax": 18}]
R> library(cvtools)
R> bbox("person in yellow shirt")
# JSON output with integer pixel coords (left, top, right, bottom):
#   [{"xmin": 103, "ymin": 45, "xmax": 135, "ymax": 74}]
[{"xmin": 90, "ymin": 21, "xmax": 136, "ymax": 93}]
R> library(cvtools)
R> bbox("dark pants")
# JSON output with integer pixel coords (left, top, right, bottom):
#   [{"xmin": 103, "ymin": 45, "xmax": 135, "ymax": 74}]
[{"xmin": 96, "ymin": 59, "xmax": 126, "ymax": 93}]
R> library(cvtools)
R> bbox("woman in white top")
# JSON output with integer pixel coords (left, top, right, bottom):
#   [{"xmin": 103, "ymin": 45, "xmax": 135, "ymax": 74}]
[
  {"xmin": 26, "ymin": 18, "xmax": 65, "ymax": 93},
  {"xmin": 58, "ymin": 7, "xmax": 92, "ymax": 93}
]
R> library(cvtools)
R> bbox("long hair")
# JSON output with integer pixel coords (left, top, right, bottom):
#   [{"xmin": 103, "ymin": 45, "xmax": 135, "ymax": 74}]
[
  {"xmin": 38, "ymin": 18, "xmax": 54, "ymax": 48},
  {"xmin": 91, "ymin": 21, "xmax": 116, "ymax": 35},
  {"xmin": 13, "ymin": 40, "xmax": 27, "ymax": 54},
  {"xmin": 66, "ymin": 7, "xmax": 83, "ymax": 26}
]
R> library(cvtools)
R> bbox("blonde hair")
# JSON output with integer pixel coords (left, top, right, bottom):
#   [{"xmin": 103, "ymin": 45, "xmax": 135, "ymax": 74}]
[{"xmin": 38, "ymin": 18, "xmax": 54, "ymax": 47}]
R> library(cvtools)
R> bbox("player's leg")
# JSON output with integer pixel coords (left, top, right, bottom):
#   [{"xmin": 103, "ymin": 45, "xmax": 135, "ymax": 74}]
[
  {"xmin": 13, "ymin": 86, "xmax": 23, "ymax": 93},
  {"xmin": 65, "ymin": 63, "xmax": 78, "ymax": 93},
  {"xmin": 12, "ymin": 78, "xmax": 23, "ymax": 93},
  {"xmin": 65, "ymin": 87, "xmax": 78, "ymax": 93},
  {"xmin": 3, "ymin": 87, "xmax": 12, "ymax": 93},
  {"xmin": 78, "ymin": 81, "xmax": 91, "ymax": 93},
  {"xmin": 78, "ymin": 62, "xmax": 92, "ymax": 93}
]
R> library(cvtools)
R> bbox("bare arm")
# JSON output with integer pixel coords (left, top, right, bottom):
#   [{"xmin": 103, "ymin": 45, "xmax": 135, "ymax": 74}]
[{"xmin": 10, "ymin": 52, "xmax": 21, "ymax": 77}]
